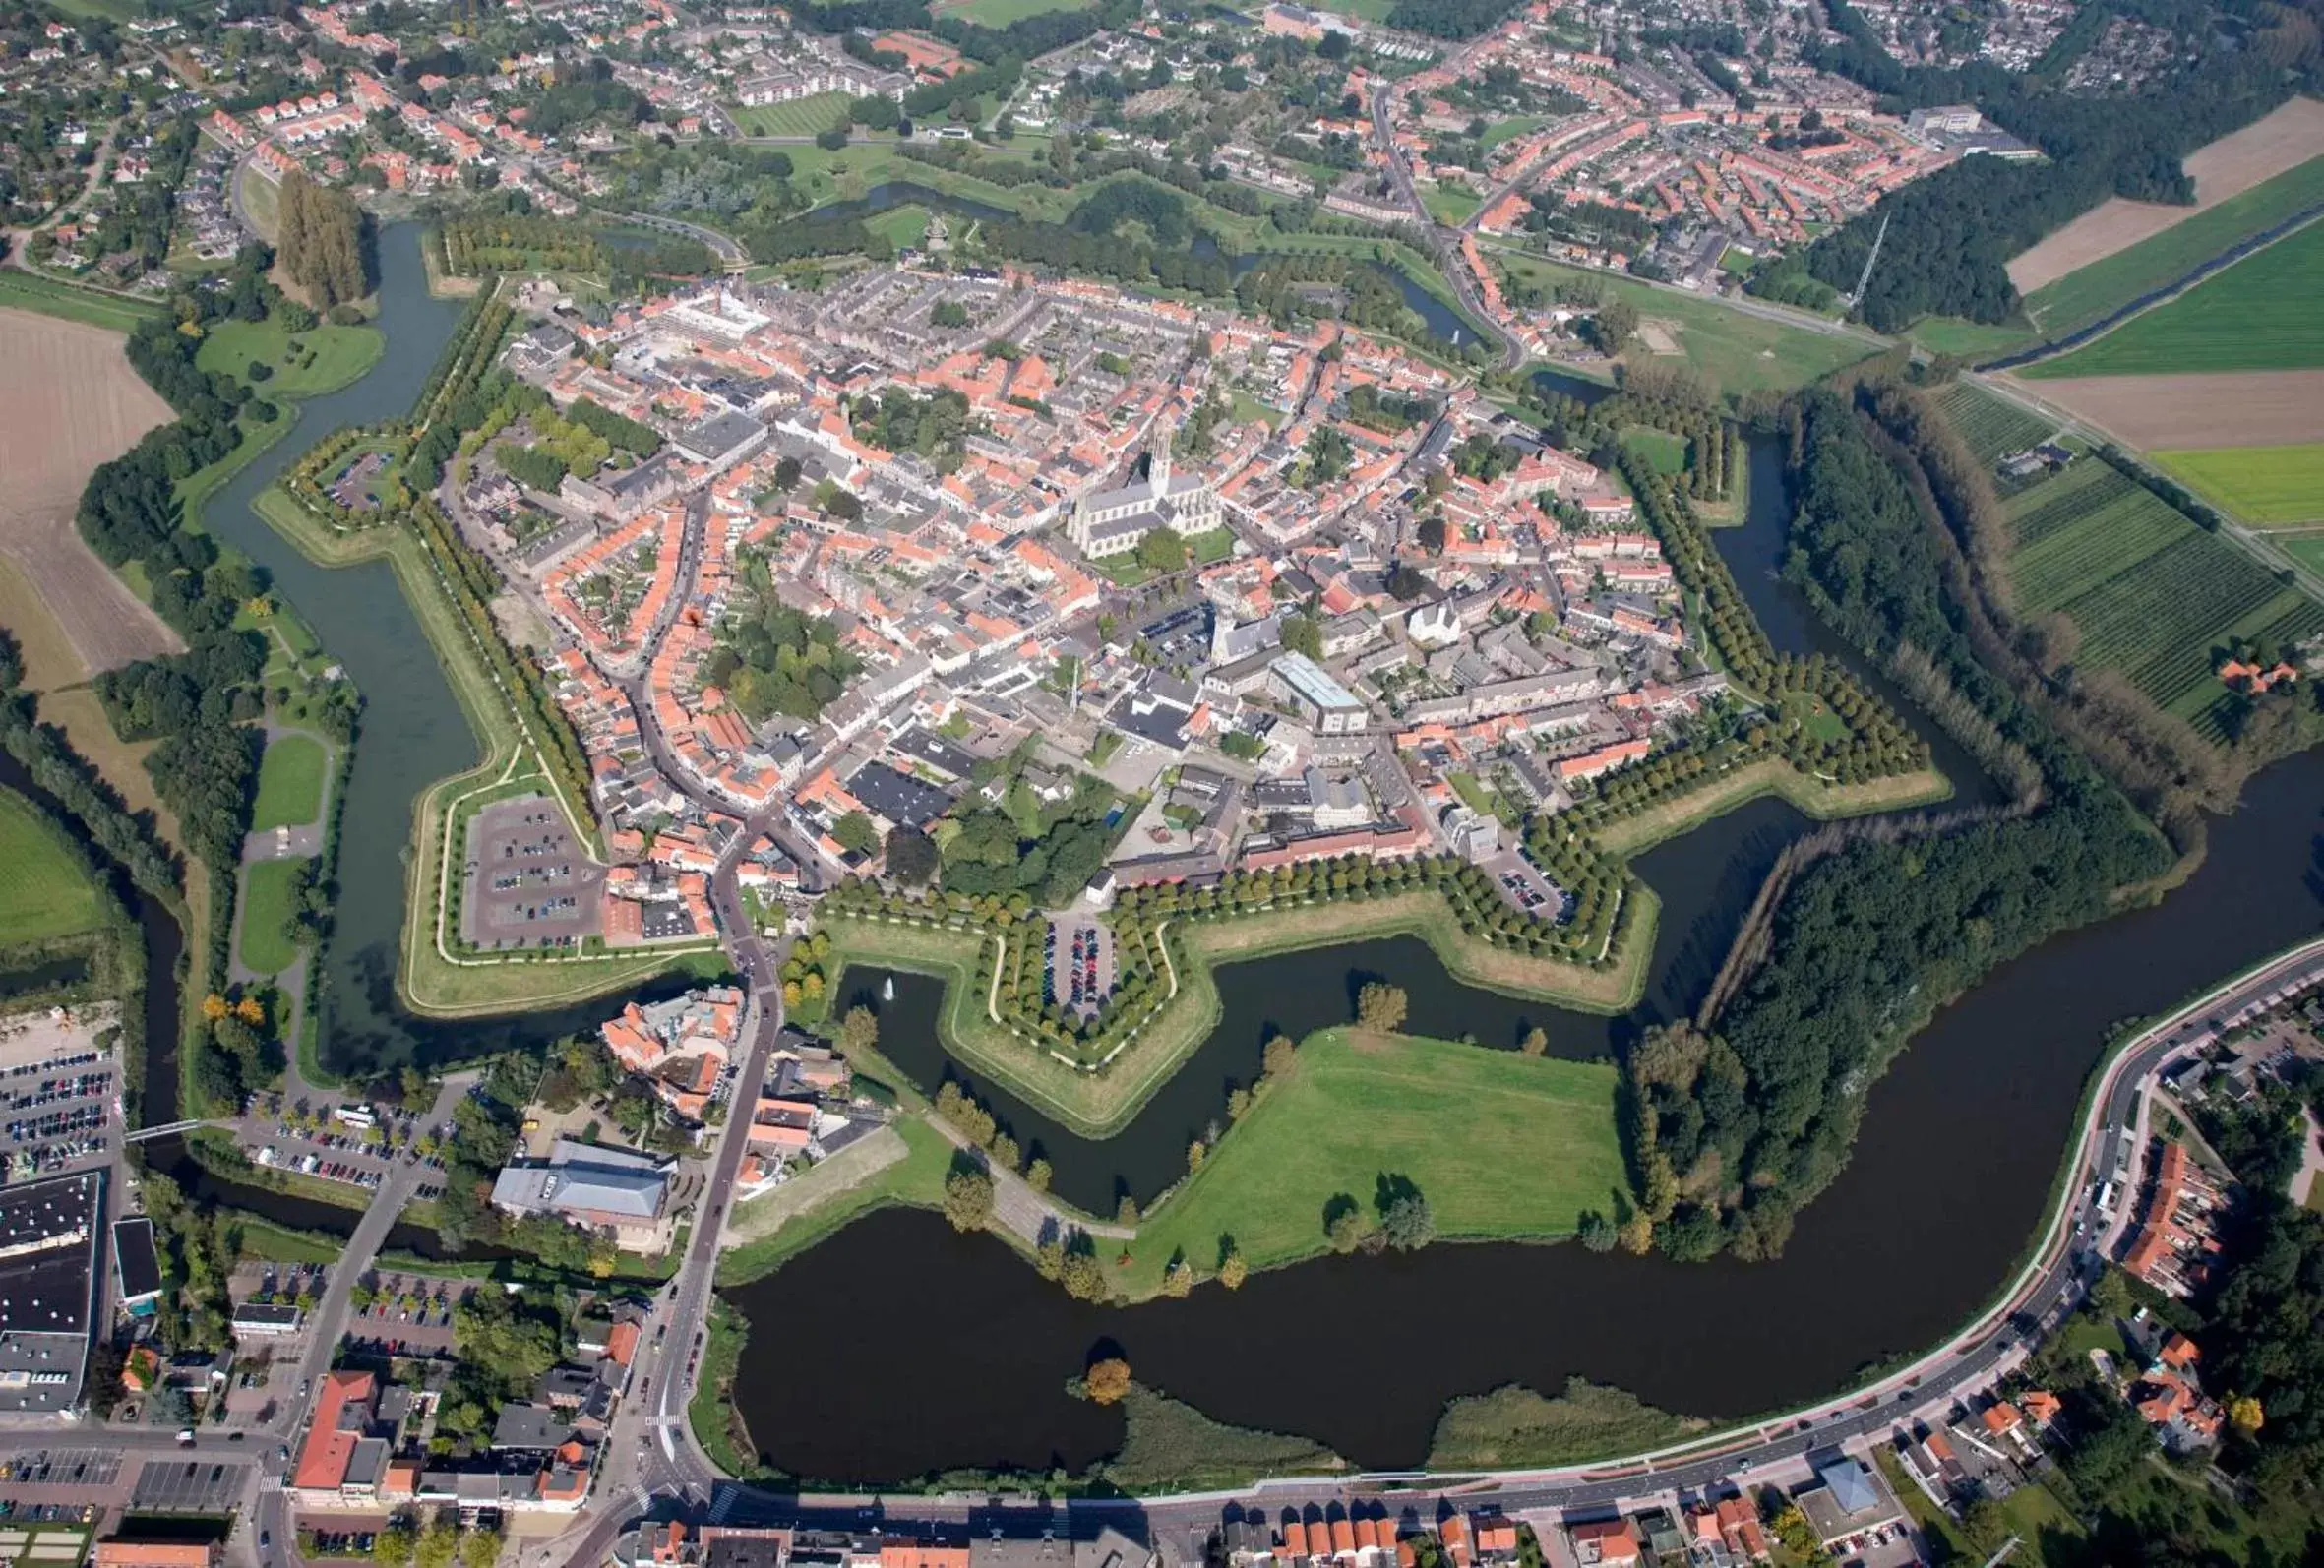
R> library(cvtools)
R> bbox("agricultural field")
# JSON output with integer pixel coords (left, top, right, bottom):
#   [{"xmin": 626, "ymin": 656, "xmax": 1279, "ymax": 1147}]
[
  {"xmin": 2281, "ymin": 533, "xmax": 2324, "ymax": 577},
  {"xmin": 2150, "ymin": 444, "xmax": 2324, "ymax": 526},
  {"xmin": 731, "ymin": 92, "xmax": 855, "ymax": 139},
  {"xmin": 1491, "ymin": 249, "xmax": 1879, "ymax": 398},
  {"xmin": 1934, "ymin": 382, "xmax": 2056, "ymax": 463},
  {"xmin": 2011, "ymin": 101, "xmax": 2324, "ymax": 318},
  {"xmin": 0, "ymin": 788, "xmax": 105, "ymax": 945},
  {"xmin": 2003, "ymin": 458, "xmax": 2324, "ymax": 737},
  {"xmin": 2022, "ymin": 219, "xmax": 2324, "ymax": 380}
]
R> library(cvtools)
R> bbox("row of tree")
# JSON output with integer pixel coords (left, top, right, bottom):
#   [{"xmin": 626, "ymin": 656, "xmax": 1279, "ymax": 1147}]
[{"xmin": 277, "ymin": 168, "xmax": 373, "ymax": 310}]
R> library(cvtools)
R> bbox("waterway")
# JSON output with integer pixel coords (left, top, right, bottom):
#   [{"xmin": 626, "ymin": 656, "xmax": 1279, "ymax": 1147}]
[
  {"xmin": 0, "ymin": 751, "xmax": 185, "ymax": 1124},
  {"xmin": 721, "ymin": 437, "xmax": 2324, "ymax": 1484},
  {"xmin": 807, "ymin": 182, "xmax": 1475, "ymax": 346},
  {"xmin": 198, "ymin": 226, "xmax": 687, "ymax": 1075}
]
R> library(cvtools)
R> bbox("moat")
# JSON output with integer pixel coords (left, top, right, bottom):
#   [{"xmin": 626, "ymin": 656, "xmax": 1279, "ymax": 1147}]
[{"xmin": 109, "ymin": 236, "xmax": 2324, "ymax": 1487}]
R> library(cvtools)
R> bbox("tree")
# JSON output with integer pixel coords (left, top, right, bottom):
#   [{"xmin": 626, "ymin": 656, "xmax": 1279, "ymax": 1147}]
[
  {"xmin": 1325, "ymin": 1196, "xmax": 1372, "ymax": 1252},
  {"xmin": 413, "ymin": 1522, "xmax": 460, "ymax": 1568},
  {"xmin": 1593, "ymin": 299, "xmax": 1638, "ymax": 356},
  {"xmin": 833, "ymin": 811, "xmax": 880, "ymax": 856},
  {"xmin": 1379, "ymin": 1191, "xmax": 1435, "ymax": 1250},
  {"xmin": 1520, "ymin": 1026, "xmax": 1549, "ymax": 1055},
  {"xmin": 836, "ymin": 1006, "xmax": 879, "ymax": 1059},
  {"xmin": 1083, "ymin": 1357, "xmax": 1132, "ymax": 1405},
  {"xmin": 1960, "ymin": 1497, "xmax": 2008, "ymax": 1557},
  {"xmin": 1281, "ymin": 614, "xmax": 1323, "ymax": 659},
  {"xmin": 1261, "ymin": 1033, "xmax": 1297, "ymax": 1078},
  {"xmin": 885, "ymin": 824, "xmax": 939, "ymax": 885},
  {"xmin": 1417, "ymin": 513, "xmax": 1447, "ymax": 553},
  {"xmin": 1356, "ymin": 982, "xmax": 1408, "ymax": 1032},
  {"xmin": 942, "ymin": 1167, "xmax": 995, "ymax": 1232},
  {"xmin": 1137, "ymin": 527, "xmax": 1190, "ymax": 573},
  {"xmin": 373, "ymin": 1529, "xmax": 415, "ymax": 1568},
  {"xmin": 1218, "ymin": 1246, "xmax": 1248, "ymax": 1289},
  {"xmin": 459, "ymin": 1530, "xmax": 503, "ymax": 1568},
  {"xmin": 1025, "ymin": 1157, "xmax": 1052, "ymax": 1192},
  {"xmin": 1577, "ymin": 1210, "xmax": 1618, "ymax": 1251}
]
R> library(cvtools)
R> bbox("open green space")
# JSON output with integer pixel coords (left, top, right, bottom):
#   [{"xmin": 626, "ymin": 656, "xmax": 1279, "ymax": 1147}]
[
  {"xmin": 717, "ymin": 1117, "xmax": 953, "ymax": 1286},
  {"xmin": 1478, "ymin": 116, "xmax": 1547, "ymax": 153},
  {"xmin": 2150, "ymin": 443, "xmax": 2324, "ymax": 525},
  {"xmin": 250, "ymin": 732, "xmax": 328, "ymax": 832},
  {"xmin": 730, "ymin": 91, "xmax": 856, "ymax": 139},
  {"xmin": 2002, "ymin": 457, "xmax": 2324, "ymax": 738},
  {"xmin": 237, "ymin": 856, "xmax": 310, "ymax": 978},
  {"xmin": 1117, "ymin": 1027, "xmax": 1628, "ymax": 1296},
  {"xmin": 0, "ymin": 788, "xmax": 106, "ymax": 944},
  {"xmin": 2279, "ymin": 531, "xmax": 2324, "ymax": 577},
  {"xmin": 1490, "ymin": 248, "xmax": 1880, "ymax": 398},
  {"xmin": 863, "ymin": 204, "xmax": 931, "ymax": 251},
  {"xmin": 1422, "ymin": 184, "xmax": 1483, "ymax": 226},
  {"xmin": 2022, "ymin": 155, "xmax": 2324, "ymax": 337},
  {"xmin": 1623, "ymin": 426, "xmax": 1688, "ymax": 477},
  {"xmin": 1905, "ymin": 314, "xmax": 2042, "ymax": 359},
  {"xmin": 195, "ymin": 317, "xmax": 385, "ymax": 398},
  {"xmin": 2022, "ymin": 217, "xmax": 2324, "ymax": 379},
  {"xmin": 1427, "ymin": 1379, "xmax": 1705, "ymax": 1470},
  {"xmin": 1103, "ymin": 1386, "xmax": 1347, "ymax": 1490},
  {"xmin": 0, "ymin": 269, "xmax": 163, "ymax": 332},
  {"xmin": 939, "ymin": 0, "xmax": 1095, "ymax": 23}
]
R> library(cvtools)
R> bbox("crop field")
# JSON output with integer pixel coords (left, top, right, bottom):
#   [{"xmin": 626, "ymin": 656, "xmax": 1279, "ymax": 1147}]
[
  {"xmin": 1936, "ymin": 383, "xmax": 2056, "ymax": 463},
  {"xmin": 2151, "ymin": 444, "xmax": 2324, "ymax": 526},
  {"xmin": 2281, "ymin": 533, "xmax": 2324, "ymax": 577},
  {"xmin": 730, "ymin": 92, "xmax": 854, "ymax": 139},
  {"xmin": 0, "ymin": 788, "xmax": 104, "ymax": 945},
  {"xmin": 2023, "ymin": 219, "xmax": 2324, "ymax": 379},
  {"xmin": 2004, "ymin": 460, "xmax": 2324, "ymax": 736}
]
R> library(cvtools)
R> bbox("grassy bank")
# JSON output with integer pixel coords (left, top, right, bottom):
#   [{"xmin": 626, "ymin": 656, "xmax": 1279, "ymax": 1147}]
[
  {"xmin": 716, "ymin": 1117, "xmax": 953, "ymax": 1286},
  {"xmin": 1115, "ymin": 1027, "xmax": 1627, "ymax": 1297},
  {"xmin": 818, "ymin": 884, "xmax": 1655, "ymax": 1142},
  {"xmin": 1593, "ymin": 758, "xmax": 1953, "ymax": 858},
  {"xmin": 0, "ymin": 787, "xmax": 109, "ymax": 942},
  {"xmin": 689, "ymin": 1297, "xmax": 771, "ymax": 1480},
  {"xmin": 0, "ymin": 269, "xmax": 164, "ymax": 332},
  {"xmin": 1426, "ymin": 1378, "xmax": 1709, "ymax": 1471},
  {"xmin": 246, "ymin": 485, "xmax": 704, "ymax": 1019},
  {"xmin": 1101, "ymin": 1385, "xmax": 1349, "ymax": 1491}
]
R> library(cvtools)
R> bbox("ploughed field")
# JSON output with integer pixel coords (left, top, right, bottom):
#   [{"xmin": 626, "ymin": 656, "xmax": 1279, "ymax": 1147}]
[{"xmin": 2023, "ymin": 219, "xmax": 2324, "ymax": 380}]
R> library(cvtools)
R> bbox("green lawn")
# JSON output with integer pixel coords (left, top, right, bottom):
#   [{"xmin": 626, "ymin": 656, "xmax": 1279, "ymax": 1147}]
[
  {"xmin": 2022, "ymin": 153, "xmax": 2324, "ymax": 335},
  {"xmin": 0, "ymin": 788, "xmax": 105, "ymax": 944},
  {"xmin": 1491, "ymin": 248, "xmax": 1880, "ymax": 399},
  {"xmin": 1624, "ymin": 427, "xmax": 1688, "ymax": 476},
  {"xmin": 2024, "ymin": 218, "xmax": 2324, "ymax": 378},
  {"xmin": 1188, "ymin": 525, "xmax": 1236, "ymax": 565},
  {"xmin": 1122, "ymin": 1027, "xmax": 1628, "ymax": 1296},
  {"xmin": 1906, "ymin": 315, "xmax": 2042, "ymax": 359},
  {"xmin": 250, "ymin": 732, "xmax": 328, "ymax": 832},
  {"xmin": 730, "ymin": 92, "xmax": 856, "ymax": 139},
  {"xmin": 1479, "ymin": 116, "xmax": 1547, "ymax": 153},
  {"xmin": 238, "ymin": 857, "xmax": 311, "ymax": 978},
  {"xmin": 939, "ymin": 0, "xmax": 1095, "ymax": 22},
  {"xmin": 864, "ymin": 205, "xmax": 931, "ymax": 251},
  {"xmin": 0, "ymin": 269, "xmax": 162, "ymax": 332},
  {"xmin": 1423, "ymin": 183, "xmax": 1483, "ymax": 225},
  {"xmin": 195, "ymin": 317, "xmax": 384, "ymax": 398},
  {"xmin": 2150, "ymin": 444, "xmax": 2324, "ymax": 525},
  {"xmin": 2280, "ymin": 532, "xmax": 2324, "ymax": 577}
]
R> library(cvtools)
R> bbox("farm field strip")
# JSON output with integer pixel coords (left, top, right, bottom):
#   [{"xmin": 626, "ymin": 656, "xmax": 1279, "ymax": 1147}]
[
  {"xmin": 2150, "ymin": 444, "xmax": 2324, "ymax": 525},
  {"xmin": 1937, "ymin": 383, "xmax": 2054, "ymax": 463},
  {"xmin": 2022, "ymin": 218, "xmax": 2324, "ymax": 380},
  {"xmin": 2002, "ymin": 451, "xmax": 2324, "ymax": 734}
]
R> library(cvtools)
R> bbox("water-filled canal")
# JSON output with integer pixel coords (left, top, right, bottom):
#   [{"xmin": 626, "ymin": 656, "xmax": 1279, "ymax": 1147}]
[{"xmin": 719, "ymin": 438, "xmax": 2324, "ymax": 1483}]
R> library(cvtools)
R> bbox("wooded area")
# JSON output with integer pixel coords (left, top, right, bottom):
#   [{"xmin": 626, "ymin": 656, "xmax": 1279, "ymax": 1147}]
[{"xmin": 276, "ymin": 169, "xmax": 372, "ymax": 310}]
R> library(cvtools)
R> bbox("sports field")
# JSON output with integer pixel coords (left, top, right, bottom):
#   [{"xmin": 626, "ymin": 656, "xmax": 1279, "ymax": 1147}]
[
  {"xmin": 730, "ymin": 92, "xmax": 855, "ymax": 139},
  {"xmin": 0, "ymin": 788, "xmax": 105, "ymax": 945},
  {"xmin": 2022, "ymin": 219, "xmax": 2324, "ymax": 379},
  {"xmin": 251, "ymin": 732, "xmax": 328, "ymax": 832},
  {"xmin": 1122, "ymin": 1028, "xmax": 1628, "ymax": 1294},
  {"xmin": 2151, "ymin": 444, "xmax": 2324, "ymax": 525},
  {"xmin": 2003, "ymin": 458, "xmax": 2324, "ymax": 737},
  {"xmin": 1491, "ymin": 249, "xmax": 1878, "ymax": 397},
  {"xmin": 238, "ymin": 857, "xmax": 310, "ymax": 978}
]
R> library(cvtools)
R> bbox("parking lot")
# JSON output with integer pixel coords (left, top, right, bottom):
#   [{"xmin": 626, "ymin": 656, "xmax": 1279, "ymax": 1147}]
[
  {"xmin": 0, "ymin": 1008, "xmax": 120, "ymax": 1180},
  {"xmin": 130, "ymin": 1456, "xmax": 251, "ymax": 1514},
  {"xmin": 1043, "ymin": 919, "xmax": 1114, "ymax": 1021},
  {"xmin": 459, "ymin": 795, "xmax": 606, "ymax": 950},
  {"xmin": 0, "ymin": 1450, "xmax": 122, "ymax": 1488}
]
